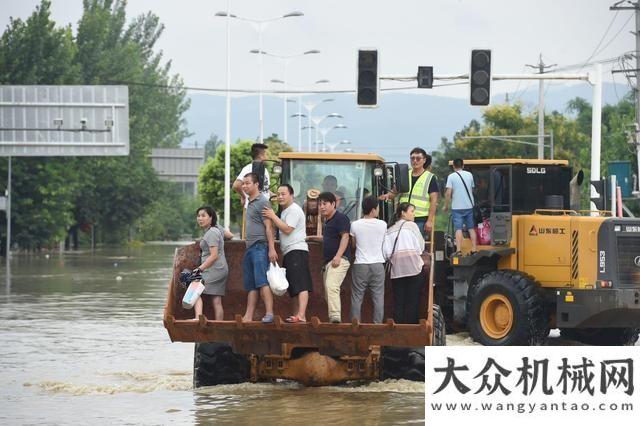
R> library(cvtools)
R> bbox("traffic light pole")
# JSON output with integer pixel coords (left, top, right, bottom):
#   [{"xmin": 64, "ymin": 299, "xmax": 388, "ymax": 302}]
[
  {"xmin": 384, "ymin": 69, "xmax": 603, "ymax": 208},
  {"xmin": 611, "ymin": 0, "xmax": 640, "ymax": 196}
]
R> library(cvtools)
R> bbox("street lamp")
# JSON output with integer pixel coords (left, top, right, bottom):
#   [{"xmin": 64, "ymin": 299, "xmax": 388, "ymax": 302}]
[
  {"xmin": 302, "ymin": 98, "xmax": 333, "ymax": 151},
  {"xmin": 311, "ymin": 113, "xmax": 343, "ymax": 150},
  {"xmin": 290, "ymin": 112, "xmax": 306, "ymax": 152},
  {"xmin": 324, "ymin": 139, "xmax": 351, "ymax": 153},
  {"xmin": 216, "ymin": 10, "xmax": 304, "ymax": 143},
  {"xmin": 318, "ymin": 124, "xmax": 348, "ymax": 151},
  {"xmin": 251, "ymin": 48, "xmax": 319, "ymax": 146},
  {"xmin": 272, "ymin": 78, "xmax": 329, "ymax": 151}
]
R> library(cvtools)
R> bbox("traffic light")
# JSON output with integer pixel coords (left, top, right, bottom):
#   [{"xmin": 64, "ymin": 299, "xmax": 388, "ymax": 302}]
[
  {"xmin": 590, "ymin": 178, "xmax": 608, "ymax": 211},
  {"xmin": 470, "ymin": 49, "xmax": 492, "ymax": 106},
  {"xmin": 357, "ymin": 49, "xmax": 378, "ymax": 107},
  {"xmin": 417, "ymin": 66, "xmax": 433, "ymax": 88}
]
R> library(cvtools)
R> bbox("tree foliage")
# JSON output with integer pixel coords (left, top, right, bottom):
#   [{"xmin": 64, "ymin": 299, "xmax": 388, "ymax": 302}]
[
  {"xmin": 204, "ymin": 133, "xmax": 223, "ymax": 159},
  {"xmin": 199, "ymin": 135, "xmax": 292, "ymax": 231},
  {"xmin": 0, "ymin": 0, "xmax": 191, "ymax": 250}
]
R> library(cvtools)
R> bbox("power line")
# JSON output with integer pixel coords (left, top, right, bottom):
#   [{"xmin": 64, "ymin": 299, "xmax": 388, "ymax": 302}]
[
  {"xmin": 547, "ymin": 56, "xmax": 621, "ymax": 73},
  {"xmin": 107, "ymin": 79, "xmax": 469, "ymax": 95},
  {"xmin": 577, "ymin": 10, "xmax": 620, "ymax": 72},
  {"xmin": 589, "ymin": 12, "xmax": 635, "ymax": 63}
]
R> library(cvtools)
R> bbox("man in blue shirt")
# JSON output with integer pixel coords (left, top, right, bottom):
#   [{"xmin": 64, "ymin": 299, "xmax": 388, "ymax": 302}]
[
  {"xmin": 310, "ymin": 191, "xmax": 351, "ymax": 323},
  {"xmin": 443, "ymin": 158, "xmax": 478, "ymax": 255}
]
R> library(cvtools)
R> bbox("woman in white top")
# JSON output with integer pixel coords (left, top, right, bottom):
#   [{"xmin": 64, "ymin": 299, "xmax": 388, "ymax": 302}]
[{"xmin": 383, "ymin": 202, "xmax": 426, "ymax": 324}]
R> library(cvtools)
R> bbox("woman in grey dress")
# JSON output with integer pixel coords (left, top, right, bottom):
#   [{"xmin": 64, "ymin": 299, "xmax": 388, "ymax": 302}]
[{"xmin": 193, "ymin": 206, "xmax": 229, "ymax": 320}]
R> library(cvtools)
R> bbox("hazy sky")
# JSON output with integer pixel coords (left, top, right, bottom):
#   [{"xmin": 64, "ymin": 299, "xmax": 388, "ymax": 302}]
[{"xmin": 0, "ymin": 0, "xmax": 636, "ymax": 100}]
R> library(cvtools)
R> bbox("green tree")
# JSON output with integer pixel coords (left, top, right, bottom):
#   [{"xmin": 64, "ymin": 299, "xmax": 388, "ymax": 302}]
[
  {"xmin": 0, "ymin": 1, "xmax": 82, "ymax": 251},
  {"xmin": 0, "ymin": 0, "xmax": 79, "ymax": 84},
  {"xmin": 198, "ymin": 135, "xmax": 293, "ymax": 231},
  {"xmin": 134, "ymin": 184, "xmax": 200, "ymax": 241},
  {"xmin": 0, "ymin": 0, "xmax": 192, "ymax": 249},
  {"xmin": 204, "ymin": 133, "xmax": 223, "ymax": 159},
  {"xmin": 199, "ymin": 140, "xmax": 252, "ymax": 231},
  {"xmin": 71, "ymin": 0, "xmax": 191, "ymax": 243}
]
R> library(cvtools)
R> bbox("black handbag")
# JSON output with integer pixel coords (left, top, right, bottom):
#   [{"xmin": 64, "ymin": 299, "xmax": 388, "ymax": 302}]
[{"xmin": 455, "ymin": 171, "xmax": 482, "ymax": 225}]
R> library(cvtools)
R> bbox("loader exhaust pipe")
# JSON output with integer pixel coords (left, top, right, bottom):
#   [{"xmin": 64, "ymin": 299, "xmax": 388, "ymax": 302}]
[{"xmin": 570, "ymin": 169, "xmax": 584, "ymax": 211}]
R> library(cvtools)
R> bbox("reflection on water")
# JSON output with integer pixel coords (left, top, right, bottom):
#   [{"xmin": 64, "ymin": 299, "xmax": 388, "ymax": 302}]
[
  {"xmin": 0, "ymin": 245, "xmax": 425, "ymax": 425},
  {"xmin": 193, "ymin": 382, "xmax": 425, "ymax": 425}
]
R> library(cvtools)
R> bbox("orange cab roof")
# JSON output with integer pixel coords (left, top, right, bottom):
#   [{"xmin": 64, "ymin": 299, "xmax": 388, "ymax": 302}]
[{"xmin": 279, "ymin": 152, "xmax": 385, "ymax": 162}]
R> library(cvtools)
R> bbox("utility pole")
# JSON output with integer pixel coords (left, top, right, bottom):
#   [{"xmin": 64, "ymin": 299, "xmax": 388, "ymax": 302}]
[
  {"xmin": 526, "ymin": 54, "xmax": 556, "ymax": 159},
  {"xmin": 611, "ymin": 1, "xmax": 640, "ymax": 194}
]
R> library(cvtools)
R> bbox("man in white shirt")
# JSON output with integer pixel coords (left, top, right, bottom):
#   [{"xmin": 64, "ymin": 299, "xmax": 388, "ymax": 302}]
[
  {"xmin": 443, "ymin": 158, "xmax": 478, "ymax": 254},
  {"xmin": 233, "ymin": 143, "xmax": 271, "ymax": 207},
  {"xmin": 349, "ymin": 196, "xmax": 387, "ymax": 323},
  {"xmin": 262, "ymin": 184, "xmax": 313, "ymax": 323}
]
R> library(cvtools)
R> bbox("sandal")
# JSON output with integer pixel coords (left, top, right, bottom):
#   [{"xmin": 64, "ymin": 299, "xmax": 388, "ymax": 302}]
[
  {"xmin": 261, "ymin": 314, "xmax": 274, "ymax": 324},
  {"xmin": 285, "ymin": 315, "xmax": 306, "ymax": 323}
]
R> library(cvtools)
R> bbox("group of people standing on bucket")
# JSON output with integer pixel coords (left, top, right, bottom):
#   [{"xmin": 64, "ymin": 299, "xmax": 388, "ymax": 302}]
[{"xmin": 189, "ymin": 143, "xmax": 478, "ymax": 325}]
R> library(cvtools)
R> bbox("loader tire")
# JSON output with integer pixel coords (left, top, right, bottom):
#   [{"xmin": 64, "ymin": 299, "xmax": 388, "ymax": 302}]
[
  {"xmin": 193, "ymin": 342, "xmax": 251, "ymax": 388},
  {"xmin": 560, "ymin": 328, "xmax": 640, "ymax": 346},
  {"xmin": 432, "ymin": 304, "xmax": 446, "ymax": 346},
  {"xmin": 381, "ymin": 347, "xmax": 425, "ymax": 382},
  {"xmin": 467, "ymin": 270, "xmax": 549, "ymax": 346}
]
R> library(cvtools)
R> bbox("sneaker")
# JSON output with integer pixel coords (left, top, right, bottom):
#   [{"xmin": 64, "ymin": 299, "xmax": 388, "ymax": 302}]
[
  {"xmin": 330, "ymin": 317, "xmax": 341, "ymax": 324},
  {"xmin": 261, "ymin": 314, "xmax": 274, "ymax": 323}
]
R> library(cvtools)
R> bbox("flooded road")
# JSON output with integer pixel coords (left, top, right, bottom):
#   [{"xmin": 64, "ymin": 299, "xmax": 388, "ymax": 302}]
[{"xmin": 0, "ymin": 245, "xmax": 424, "ymax": 425}]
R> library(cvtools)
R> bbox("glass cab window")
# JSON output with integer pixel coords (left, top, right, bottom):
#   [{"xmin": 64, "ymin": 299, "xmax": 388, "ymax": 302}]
[{"xmin": 288, "ymin": 159, "xmax": 376, "ymax": 221}]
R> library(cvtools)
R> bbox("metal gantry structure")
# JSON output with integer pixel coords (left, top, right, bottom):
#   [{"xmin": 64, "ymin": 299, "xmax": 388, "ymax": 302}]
[{"xmin": 610, "ymin": 0, "xmax": 640, "ymax": 197}]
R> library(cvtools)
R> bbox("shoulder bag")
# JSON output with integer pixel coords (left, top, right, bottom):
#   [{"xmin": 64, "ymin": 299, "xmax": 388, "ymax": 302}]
[
  {"xmin": 455, "ymin": 171, "xmax": 483, "ymax": 225},
  {"xmin": 384, "ymin": 221, "xmax": 407, "ymax": 275}
]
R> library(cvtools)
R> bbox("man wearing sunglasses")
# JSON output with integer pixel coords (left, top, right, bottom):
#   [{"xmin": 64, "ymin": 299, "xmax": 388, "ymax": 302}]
[{"xmin": 380, "ymin": 147, "xmax": 439, "ymax": 240}]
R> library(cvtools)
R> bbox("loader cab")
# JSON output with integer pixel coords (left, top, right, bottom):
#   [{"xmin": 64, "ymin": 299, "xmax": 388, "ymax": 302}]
[
  {"xmin": 278, "ymin": 152, "xmax": 393, "ymax": 234},
  {"xmin": 461, "ymin": 159, "xmax": 573, "ymax": 215}
]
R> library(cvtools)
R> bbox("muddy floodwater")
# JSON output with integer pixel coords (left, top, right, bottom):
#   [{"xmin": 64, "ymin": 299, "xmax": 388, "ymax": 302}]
[{"xmin": 0, "ymin": 245, "xmax": 425, "ymax": 425}]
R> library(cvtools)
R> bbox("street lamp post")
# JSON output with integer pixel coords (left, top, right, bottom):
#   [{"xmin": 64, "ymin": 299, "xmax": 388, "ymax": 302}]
[
  {"xmin": 254, "ymin": 50, "xmax": 320, "ymax": 146},
  {"xmin": 215, "ymin": 10, "xmax": 304, "ymax": 144},
  {"xmin": 213, "ymin": 3, "xmax": 234, "ymax": 230},
  {"xmin": 302, "ymin": 99, "xmax": 333, "ymax": 151},
  {"xmin": 301, "ymin": 125, "xmax": 315, "ymax": 152},
  {"xmin": 318, "ymin": 124, "xmax": 348, "ymax": 150},
  {"xmin": 311, "ymin": 113, "xmax": 343, "ymax": 151},
  {"xmin": 272, "ymin": 79, "xmax": 329, "ymax": 151},
  {"xmin": 324, "ymin": 139, "xmax": 351, "ymax": 152},
  {"xmin": 290, "ymin": 111, "xmax": 306, "ymax": 151}
]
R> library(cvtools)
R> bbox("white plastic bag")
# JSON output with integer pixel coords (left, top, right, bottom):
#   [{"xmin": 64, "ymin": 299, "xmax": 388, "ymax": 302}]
[
  {"xmin": 267, "ymin": 262, "xmax": 289, "ymax": 296},
  {"xmin": 182, "ymin": 280, "xmax": 205, "ymax": 309}
]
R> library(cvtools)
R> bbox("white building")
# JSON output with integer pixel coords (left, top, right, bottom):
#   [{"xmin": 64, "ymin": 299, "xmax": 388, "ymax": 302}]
[{"xmin": 149, "ymin": 148, "xmax": 205, "ymax": 196}]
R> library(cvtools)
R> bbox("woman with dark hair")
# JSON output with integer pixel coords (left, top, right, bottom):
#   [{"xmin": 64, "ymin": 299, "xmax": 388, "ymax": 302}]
[
  {"xmin": 382, "ymin": 202, "xmax": 426, "ymax": 324},
  {"xmin": 192, "ymin": 206, "xmax": 229, "ymax": 320}
]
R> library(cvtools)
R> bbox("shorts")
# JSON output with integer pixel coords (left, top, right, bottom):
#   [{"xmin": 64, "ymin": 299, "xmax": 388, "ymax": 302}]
[
  {"xmin": 452, "ymin": 208, "xmax": 475, "ymax": 231},
  {"xmin": 283, "ymin": 250, "xmax": 313, "ymax": 297},
  {"xmin": 242, "ymin": 242, "xmax": 269, "ymax": 291}
]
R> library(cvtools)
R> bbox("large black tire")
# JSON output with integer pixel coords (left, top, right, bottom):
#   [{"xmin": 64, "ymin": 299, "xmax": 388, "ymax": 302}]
[
  {"xmin": 560, "ymin": 328, "xmax": 640, "ymax": 346},
  {"xmin": 432, "ymin": 304, "xmax": 446, "ymax": 346},
  {"xmin": 193, "ymin": 342, "xmax": 251, "ymax": 388},
  {"xmin": 381, "ymin": 347, "xmax": 425, "ymax": 382},
  {"xmin": 467, "ymin": 270, "xmax": 549, "ymax": 346}
]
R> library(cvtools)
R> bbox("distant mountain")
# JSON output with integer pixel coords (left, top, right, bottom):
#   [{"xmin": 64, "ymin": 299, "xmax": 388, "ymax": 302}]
[{"xmin": 182, "ymin": 83, "xmax": 630, "ymax": 164}]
